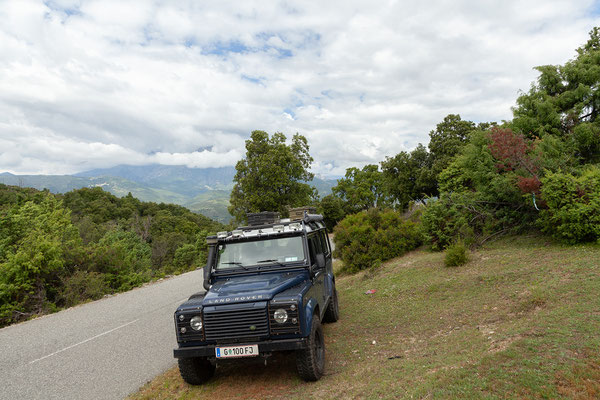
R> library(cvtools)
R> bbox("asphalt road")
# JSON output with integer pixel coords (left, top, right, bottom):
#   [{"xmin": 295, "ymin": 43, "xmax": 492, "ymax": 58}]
[{"xmin": 0, "ymin": 269, "xmax": 204, "ymax": 400}]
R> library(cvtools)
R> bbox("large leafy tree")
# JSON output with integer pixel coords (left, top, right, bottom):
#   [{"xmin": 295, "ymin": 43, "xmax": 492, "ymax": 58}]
[
  {"xmin": 428, "ymin": 114, "xmax": 480, "ymax": 178},
  {"xmin": 380, "ymin": 115, "xmax": 484, "ymax": 210},
  {"xmin": 229, "ymin": 130, "xmax": 315, "ymax": 222},
  {"xmin": 331, "ymin": 164, "xmax": 389, "ymax": 214},
  {"xmin": 512, "ymin": 27, "xmax": 600, "ymax": 163},
  {"xmin": 381, "ymin": 144, "xmax": 436, "ymax": 210}
]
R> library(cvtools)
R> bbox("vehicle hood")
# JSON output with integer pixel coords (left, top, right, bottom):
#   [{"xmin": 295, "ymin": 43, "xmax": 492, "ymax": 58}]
[{"xmin": 203, "ymin": 270, "xmax": 308, "ymax": 305}]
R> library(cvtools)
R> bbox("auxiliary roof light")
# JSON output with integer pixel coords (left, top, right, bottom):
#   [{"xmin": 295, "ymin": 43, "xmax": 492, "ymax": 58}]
[
  {"xmin": 231, "ymin": 229, "xmax": 243, "ymax": 237},
  {"xmin": 217, "ymin": 231, "xmax": 228, "ymax": 239},
  {"xmin": 289, "ymin": 223, "xmax": 301, "ymax": 231},
  {"xmin": 273, "ymin": 224, "xmax": 284, "ymax": 233}
]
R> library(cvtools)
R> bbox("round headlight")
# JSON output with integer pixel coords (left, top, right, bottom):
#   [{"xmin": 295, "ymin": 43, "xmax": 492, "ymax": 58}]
[
  {"xmin": 274, "ymin": 308, "xmax": 288, "ymax": 324},
  {"xmin": 190, "ymin": 316, "xmax": 203, "ymax": 331}
]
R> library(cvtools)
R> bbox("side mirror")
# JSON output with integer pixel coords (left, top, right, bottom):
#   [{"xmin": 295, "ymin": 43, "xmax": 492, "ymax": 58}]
[{"xmin": 315, "ymin": 253, "xmax": 326, "ymax": 270}]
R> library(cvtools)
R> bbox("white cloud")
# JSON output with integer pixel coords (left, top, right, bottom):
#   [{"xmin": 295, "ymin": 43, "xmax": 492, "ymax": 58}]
[{"xmin": 0, "ymin": 0, "xmax": 598, "ymax": 177}]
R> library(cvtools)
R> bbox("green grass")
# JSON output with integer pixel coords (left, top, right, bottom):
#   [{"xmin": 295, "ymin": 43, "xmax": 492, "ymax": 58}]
[{"xmin": 131, "ymin": 235, "xmax": 600, "ymax": 400}]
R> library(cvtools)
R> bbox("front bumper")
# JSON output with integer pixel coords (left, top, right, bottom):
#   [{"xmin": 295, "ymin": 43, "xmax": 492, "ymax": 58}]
[{"xmin": 174, "ymin": 337, "xmax": 309, "ymax": 359}]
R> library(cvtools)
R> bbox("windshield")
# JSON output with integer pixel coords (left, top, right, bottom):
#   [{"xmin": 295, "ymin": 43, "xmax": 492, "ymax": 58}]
[{"xmin": 216, "ymin": 236, "xmax": 306, "ymax": 270}]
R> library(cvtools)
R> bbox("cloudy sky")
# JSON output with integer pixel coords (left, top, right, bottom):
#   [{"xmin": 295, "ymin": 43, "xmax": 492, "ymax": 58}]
[{"xmin": 0, "ymin": 0, "xmax": 598, "ymax": 177}]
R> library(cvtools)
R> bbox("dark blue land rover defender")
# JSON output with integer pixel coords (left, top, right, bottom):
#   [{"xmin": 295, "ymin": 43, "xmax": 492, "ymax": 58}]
[{"xmin": 173, "ymin": 211, "xmax": 339, "ymax": 384}]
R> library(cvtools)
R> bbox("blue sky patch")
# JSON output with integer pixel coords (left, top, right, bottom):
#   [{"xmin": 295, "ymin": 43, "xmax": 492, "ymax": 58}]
[
  {"xmin": 203, "ymin": 40, "xmax": 249, "ymax": 56},
  {"xmin": 284, "ymin": 108, "xmax": 296, "ymax": 118},
  {"xmin": 44, "ymin": 1, "xmax": 81, "ymax": 16},
  {"xmin": 242, "ymin": 75, "xmax": 265, "ymax": 85}
]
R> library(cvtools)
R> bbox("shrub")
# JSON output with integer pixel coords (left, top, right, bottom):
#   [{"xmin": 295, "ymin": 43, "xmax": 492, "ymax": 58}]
[
  {"xmin": 60, "ymin": 271, "xmax": 109, "ymax": 307},
  {"xmin": 444, "ymin": 242, "xmax": 469, "ymax": 267},
  {"xmin": 333, "ymin": 208, "xmax": 423, "ymax": 273},
  {"xmin": 539, "ymin": 167, "xmax": 600, "ymax": 243},
  {"xmin": 89, "ymin": 230, "xmax": 152, "ymax": 291},
  {"xmin": 172, "ymin": 243, "xmax": 200, "ymax": 273}
]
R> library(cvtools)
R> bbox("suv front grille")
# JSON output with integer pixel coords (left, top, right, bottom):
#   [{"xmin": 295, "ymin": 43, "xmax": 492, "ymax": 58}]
[{"xmin": 203, "ymin": 305, "xmax": 269, "ymax": 342}]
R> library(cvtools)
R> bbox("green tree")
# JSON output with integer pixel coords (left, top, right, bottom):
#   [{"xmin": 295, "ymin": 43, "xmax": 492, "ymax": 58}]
[
  {"xmin": 89, "ymin": 230, "xmax": 152, "ymax": 291},
  {"xmin": 319, "ymin": 194, "xmax": 346, "ymax": 231},
  {"xmin": 512, "ymin": 27, "xmax": 600, "ymax": 163},
  {"xmin": 0, "ymin": 195, "xmax": 81, "ymax": 325},
  {"xmin": 229, "ymin": 130, "xmax": 315, "ymax": 222},
  {"xmin": 381, "ymin": 144, "xmax": 436, "ymax": 210},
  {"xmin": 428, "ymin": 114, "xmax": 478, "ymax": 178},
  {"xmin": 331, "ymin": 164, "xmax": 388, "ymax": 214}
]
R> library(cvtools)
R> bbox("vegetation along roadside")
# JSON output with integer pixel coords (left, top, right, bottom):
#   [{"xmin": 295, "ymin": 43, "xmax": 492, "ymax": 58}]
[{"xmin": 0, "ymin": 185, "xmax": 224, "ymax": 328}]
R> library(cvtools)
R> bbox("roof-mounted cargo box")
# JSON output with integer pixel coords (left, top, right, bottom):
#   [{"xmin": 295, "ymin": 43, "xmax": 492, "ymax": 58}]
[
  {"xmin": 289, "ymin": 206, "xmax": 317, "ymax": 221},
  {"xmin": 246, "ymin": 211, "xmax": 281, "ymax": 226}
]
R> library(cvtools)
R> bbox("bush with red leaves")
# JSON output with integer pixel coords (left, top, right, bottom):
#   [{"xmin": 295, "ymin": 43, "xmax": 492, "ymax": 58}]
[
  {"xmin": 488, "ymin": 127, "xmax": 538, "ymax": 175},
  {"xmin": 517, "ymin": 176, "xmax": 541, "ymax": 194},
  {"xmin": 488, "ymin": 127, "xmax": 541, "ymax": 194}
]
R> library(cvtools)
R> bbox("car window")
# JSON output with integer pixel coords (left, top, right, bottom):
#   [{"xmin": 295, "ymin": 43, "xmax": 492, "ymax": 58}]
[
  {"xmin": 319, "ymin": 230, "xmax": 330, "ymax": 255},
  {"xmin": 308, "ymin": 235, "xmax": 319, "ymax": 265},
  {"xmin": 216, "ymin": 237, "xmax": 306, "ymax": 270}
]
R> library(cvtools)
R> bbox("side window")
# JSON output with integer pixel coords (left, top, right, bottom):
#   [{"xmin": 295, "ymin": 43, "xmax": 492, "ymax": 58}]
[
  {"xmin": 319, "ymin": 230, "xmax": 330, "ymax": 256},
  {"xmin": 314, "ymin": 233, "xmax": 326, "ymax": 256},
  {"xmin": 307, "ymin": 235, "xmax": 318, "ymax": 265}
]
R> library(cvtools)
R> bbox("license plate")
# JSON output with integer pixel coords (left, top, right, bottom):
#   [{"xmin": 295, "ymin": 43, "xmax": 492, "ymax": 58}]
[{"xmin": 215, "ymin": 344, "xmax": 259, "ymax": 359}]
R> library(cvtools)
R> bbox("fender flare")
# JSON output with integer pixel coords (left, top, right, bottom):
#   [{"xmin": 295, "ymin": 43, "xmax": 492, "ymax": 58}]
[{"xmin": 303, "ymin": 297, "xmax": 319, "ymax": 332}]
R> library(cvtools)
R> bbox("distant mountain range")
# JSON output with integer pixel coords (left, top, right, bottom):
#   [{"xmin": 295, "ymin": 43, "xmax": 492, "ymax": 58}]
[{"xmin": 0, "ymin": 165, "xmax": 338, "ymax": 223}]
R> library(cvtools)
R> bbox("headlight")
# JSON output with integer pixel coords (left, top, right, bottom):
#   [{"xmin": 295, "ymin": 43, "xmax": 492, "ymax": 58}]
[
  {"xmin": 190, "ymin": 315, "xmax": 203, "ymax": 331},
  {"xmin": 273, "ymin": 308, "xmax": 288, "ymax": 324}
]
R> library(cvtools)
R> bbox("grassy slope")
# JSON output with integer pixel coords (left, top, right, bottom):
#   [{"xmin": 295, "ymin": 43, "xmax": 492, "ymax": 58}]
[{"xmin": 131, "ymin": 235, "xmax": 600, "ymax": 399}]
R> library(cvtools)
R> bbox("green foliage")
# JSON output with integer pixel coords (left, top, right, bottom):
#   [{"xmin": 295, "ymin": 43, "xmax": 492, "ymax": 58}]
[
  {"xmin": 318, "ymin": 194, "xmax": 346, "ymax": 231},
  {"xmin": 90, "ymin": 230, "xmax": 152, "ymax": 291},
  {"xmin": 333, "ymin": 209, "xmax": 423, "ymax": 273},
  {"xmin": 378, "ymin": 115, "xmax": 490, "ymax": 212},
  {"xmin": 332, "ymin": 164, "xmax": 389, "ymax": 214},
  {"xmin": 381, "ymin": 144, "xmax": 436, "ymax": 210},
  {"xmin": 173, "ymin": 244, "xmax": 200, "ymax": 272},
  {"xmin": 444, "ymin": 242, "xmax": 469, "ymax": 267},
  {"xmin": 538, "ymin": 167, "xmax": 600, "ymax": 243},
  {"xmin": 512, "ymin": 27, "xmax": 600, "ymax": 163},
  {"xmin": 0, "ymin": 184, "xmax": 224, "ymax": 328},
  {"xmin": 229, "ymin": 130, "xmax": 315, "ymax": 222},
  {"xmin": 428, "ymin": 114, "xmax": 480, "ymax": 178},
  {"xmin": 0, "ymin": 195, "xmax": 81, "ymax": 325},
  {"xmin": 59, "ymin": 271, "xmax": 109, "ymax": 307},
  {"xmin": 422, "ymin": 127, "xmax": 546, "ymax": 250},
  {"xmin": 420, "ymin": 194, "xmax": 472, "ymax": 251}
]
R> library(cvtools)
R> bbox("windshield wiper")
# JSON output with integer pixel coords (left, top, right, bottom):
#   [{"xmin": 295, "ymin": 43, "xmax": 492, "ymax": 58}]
[
  {"xmin": 221, "ymin": 262, "xmax": 250, "ymax": 270},
  {"xmin": 256, "ymin": 259, "xmax": 287, "ymax": 267}
]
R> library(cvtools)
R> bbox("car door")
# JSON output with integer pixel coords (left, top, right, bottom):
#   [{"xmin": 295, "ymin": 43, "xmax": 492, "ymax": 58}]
[{"xmin": 307, "ymin": 234, "xmax": 326, "ymax": 314}]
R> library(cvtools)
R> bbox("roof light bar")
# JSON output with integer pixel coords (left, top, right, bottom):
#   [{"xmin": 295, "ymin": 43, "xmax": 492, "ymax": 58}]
[
  {"xmin": 217, "ymin": 231, "xmax": 228, "ymax": 239},
  {"xmin": 273, "ymin": 224, "xmax": 284, "ymax": 233}
]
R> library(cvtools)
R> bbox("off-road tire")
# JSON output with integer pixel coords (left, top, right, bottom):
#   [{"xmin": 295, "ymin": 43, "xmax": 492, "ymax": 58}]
[
  {"xmin": 178, "ymin": 357, "xmax": 215, "ymax": 385},
  {"xmin": 322, "ymin": 287, "xmax": 339, "ymax": 323},
  {"xmin": 296, "ymin": 314, "xmax": 325, "ymax": 381}
]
